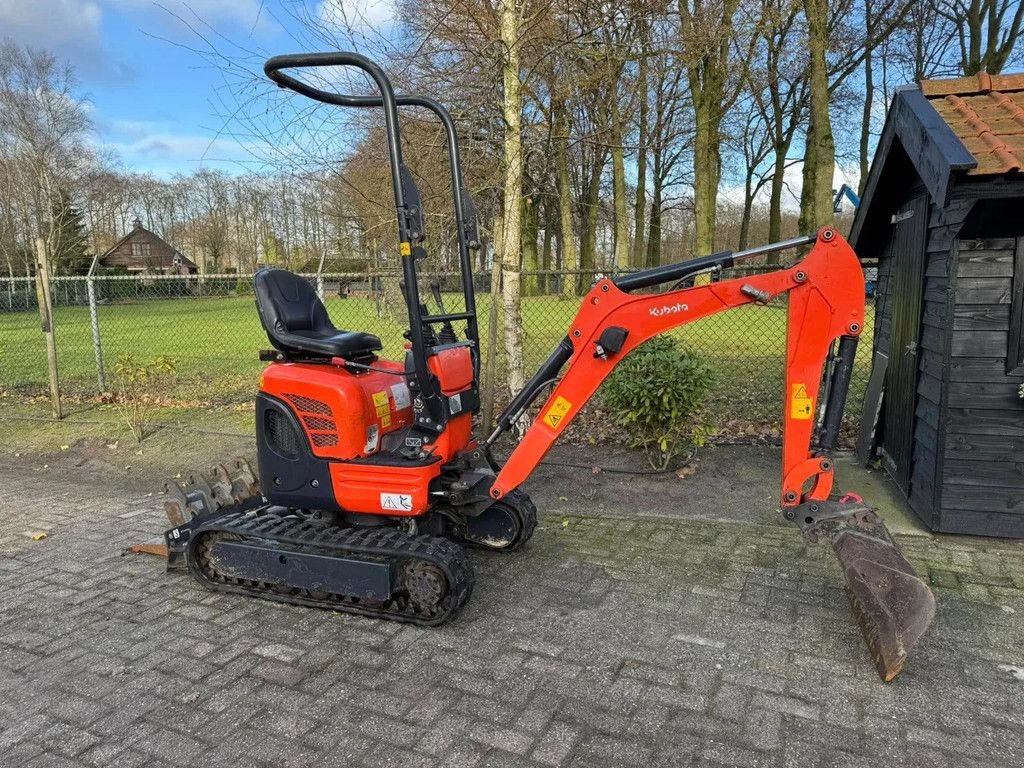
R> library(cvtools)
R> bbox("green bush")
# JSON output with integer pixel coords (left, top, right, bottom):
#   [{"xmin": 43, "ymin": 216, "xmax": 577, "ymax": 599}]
[{"xmin": 601, "ymin": 336, "xmax": 713, "ymax": 469}]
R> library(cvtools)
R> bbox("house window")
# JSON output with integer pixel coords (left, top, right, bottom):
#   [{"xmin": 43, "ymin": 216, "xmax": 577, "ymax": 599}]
[
  {"xmin": 1010, "ymin": 238, "xmax": 1024, "ymax": 375},
  {"xmin": 131, "ymin": 242, "xmax": 152, "ymax": 259}
]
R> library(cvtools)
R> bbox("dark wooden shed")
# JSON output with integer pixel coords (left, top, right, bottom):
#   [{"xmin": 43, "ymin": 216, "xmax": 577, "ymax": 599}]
[{"xmin": 852, "ymin": 73, "xmax": 1024, "ymax": 538}]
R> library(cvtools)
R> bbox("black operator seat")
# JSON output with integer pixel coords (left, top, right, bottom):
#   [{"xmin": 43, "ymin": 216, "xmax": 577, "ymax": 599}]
[{"xmin": 254, "ymin": 269, "xmax": 382, "ymax": 360}]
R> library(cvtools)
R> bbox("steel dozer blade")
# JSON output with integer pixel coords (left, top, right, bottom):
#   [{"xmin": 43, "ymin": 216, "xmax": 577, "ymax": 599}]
[
  {"xmin": 161, "ymin": 457, "xmax": 263, "ymax": 570},
  {"xmin": 795, "ymin": 501, "xmax": 935, "ymax": 682}
]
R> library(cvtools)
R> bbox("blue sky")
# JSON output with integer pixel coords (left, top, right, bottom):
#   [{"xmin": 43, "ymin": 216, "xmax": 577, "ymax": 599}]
[
  {"xmin": 0, "ymin": 0, "xmax": 397, "ymax": 176},
  {"xmin": 0, "ymin": 0, "xmax": 860, "ymax": 201}
]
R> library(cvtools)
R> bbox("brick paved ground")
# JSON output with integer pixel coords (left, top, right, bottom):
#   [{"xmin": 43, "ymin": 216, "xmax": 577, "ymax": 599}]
[{"xmin": 1, "ymin": 461, "xmax": 1023, "ymax": 767}]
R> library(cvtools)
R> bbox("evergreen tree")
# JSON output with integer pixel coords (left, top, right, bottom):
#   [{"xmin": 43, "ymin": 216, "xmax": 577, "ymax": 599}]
[{"xmin": 50, "ymin": 190, "xmax": 90, "ymax": 275}]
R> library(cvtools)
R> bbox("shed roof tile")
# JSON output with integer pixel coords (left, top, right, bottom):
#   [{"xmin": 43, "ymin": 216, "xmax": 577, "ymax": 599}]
[{"xmin": 920, "ymin": 73, "xmax": 1024, "ymax": 176}]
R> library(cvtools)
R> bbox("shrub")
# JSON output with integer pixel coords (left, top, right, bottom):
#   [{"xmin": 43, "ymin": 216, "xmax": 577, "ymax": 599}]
[
  {"xmin": 114, "ymin": 355, "xmax": 176, "ymax": 442},
  {"xmin": 601, "ymin": 336, "xmax": 713, "ymax": 469}
]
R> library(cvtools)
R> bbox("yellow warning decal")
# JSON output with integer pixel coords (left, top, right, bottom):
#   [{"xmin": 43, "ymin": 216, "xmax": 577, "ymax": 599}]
[
  {"xmin": 542, "ymin": 395, "xmax": 573, "ymax": 429},
  {"xmin": 790, "ymin": 383, "xmax": 813, "ymax": 420},
  {"xmin": 372, "ymin": 391, "xmax": 392, "ymax": 428},
  {"xmin": 399, "ymin": 242, "xmax": 412, "ymax": 256}
]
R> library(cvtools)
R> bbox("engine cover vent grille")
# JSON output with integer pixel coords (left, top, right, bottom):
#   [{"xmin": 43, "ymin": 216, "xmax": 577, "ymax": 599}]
[
  {"xmin": 282, "ymin": 393, "xmax": 339, "ymax": 452},
  {"xmin": 283, "ymin": 394, "xmax": 333, "ymax": 416},
  {"xmin": 265, "ymin": 408, "xmax": 300, "ymax": 458}
]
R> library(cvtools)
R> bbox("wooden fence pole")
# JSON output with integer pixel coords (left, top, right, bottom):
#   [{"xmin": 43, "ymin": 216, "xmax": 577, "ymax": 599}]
[{"xmin": 34, "ymin": 238, "xmax": 62, "ymax": 419}]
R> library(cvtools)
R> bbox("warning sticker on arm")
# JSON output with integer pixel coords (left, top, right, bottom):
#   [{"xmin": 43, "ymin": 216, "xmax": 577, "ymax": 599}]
[
  {"xmin": 542, "ymin": 395, "xmax": 573, "ymax": 429},
  {"xmin": 790, "ymin": 383, "xmax": 813, "ymax": 420}
]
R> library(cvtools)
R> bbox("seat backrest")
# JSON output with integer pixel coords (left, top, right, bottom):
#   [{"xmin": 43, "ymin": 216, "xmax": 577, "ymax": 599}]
[{"xmin": 254, "ymin": 269, "xmax": 333, "ymax": 338}]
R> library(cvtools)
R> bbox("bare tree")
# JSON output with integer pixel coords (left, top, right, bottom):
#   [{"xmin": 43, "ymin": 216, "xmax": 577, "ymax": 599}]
[{"xmin": 0, "ymin": 43, "xmax": 94, "ymax": 274}]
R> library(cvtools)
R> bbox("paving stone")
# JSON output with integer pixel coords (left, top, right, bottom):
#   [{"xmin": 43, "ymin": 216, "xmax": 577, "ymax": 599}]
[{"xmin": 1, "ymin": 465, "xmax": 1023, "ymax": 768}]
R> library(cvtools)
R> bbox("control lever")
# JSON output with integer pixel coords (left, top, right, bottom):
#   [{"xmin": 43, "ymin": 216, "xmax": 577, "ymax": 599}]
[{"xmin": 430, "ymin": 282, "xmax": 459, "ymax": 343}]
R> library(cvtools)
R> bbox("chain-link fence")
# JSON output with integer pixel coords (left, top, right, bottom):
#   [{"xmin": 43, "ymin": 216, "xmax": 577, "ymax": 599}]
[{"xmin": 0, "ymin": 267, "xmax": 874, "ymax": 437}]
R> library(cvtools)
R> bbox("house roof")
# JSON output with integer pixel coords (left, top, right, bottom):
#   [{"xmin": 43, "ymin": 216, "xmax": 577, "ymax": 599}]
[
  {"xmin": 98, "ymin": 219, "xmax": 198, "ymax": 271},
  {"xmin": 921, "ymin": 73, "xmax": 1024, "ymax": 175}
]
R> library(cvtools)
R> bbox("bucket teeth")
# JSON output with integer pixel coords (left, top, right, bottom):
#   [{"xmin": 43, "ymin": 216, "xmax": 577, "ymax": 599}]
[
  {"xmin": 794, "ymin": 501, "xmax": 936, "ymax": 682},
  {"xmin": 229, "ymin": 457, "xmax": 260, "ymax": 501},
  {"xmin": 209, "ymin": 464, "xmax": 236, "ymax": 507},
  {"xmin": 162, "ymin": 480, "xmax": 193, "ymax": 528},
  {"xmin": 161, "ymin": 456, "xmax": 261, "ymax": 528}
]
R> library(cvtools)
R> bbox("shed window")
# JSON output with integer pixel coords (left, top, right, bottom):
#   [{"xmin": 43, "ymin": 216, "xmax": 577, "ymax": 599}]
[
  {"xmin": 131, "ymin": 242, "xmax": 152, "ymax": 259},
  {"xmin": 1010, "ymin": 238, "xmax": 1024, "ymax": 375}
]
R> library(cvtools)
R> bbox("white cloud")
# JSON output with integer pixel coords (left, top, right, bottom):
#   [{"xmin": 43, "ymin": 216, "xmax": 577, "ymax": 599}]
[
  {"xmin": 96, "ymin": 129, "xmax": 270, "ymax": 175},
  {"xmin": 0, "ymin": 0, "xmax": 131, "ymax": 80}
]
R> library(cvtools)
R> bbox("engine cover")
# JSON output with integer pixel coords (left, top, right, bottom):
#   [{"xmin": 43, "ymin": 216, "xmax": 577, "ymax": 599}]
[{"xmin": 259, "ymin": 360, "xmax": 413, "ymax": 461}]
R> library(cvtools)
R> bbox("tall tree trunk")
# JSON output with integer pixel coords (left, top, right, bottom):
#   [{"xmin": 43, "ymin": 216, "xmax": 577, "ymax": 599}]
[
  {"xmin": 691, "ymin": 96, "xmax": 723, "ymax": 259},
  {"xmin": 540, "ymin": 199, "xmax": 553, "ymax": 294},
  {"xmin": 799, "ymin": 0, "xmax": 835, "ymax": 234},
  {"xmin": 554, "ymin": 97, "xmax": 579, "ymax": 299},
  {"xmin": 646, "ymin": 180, "xmax": 662, "ymax": 268},
  {"xmin": 610, "ymin": 91, "xmax": 630, "ymax": 270},
  {"xmin": 859, "ymin": 19, "xmax": 874, "ymax": 197},
  {"xmin": 631, "ymin": 35, "xmax": 649, "ymax": 268},
  {"xmin": 768, "ymin": 149, "xmax": 786, "ymax": 245},
  {"xmin": 499, "ymin": 0, "xmax": 525, "ymax": 396},
  {"xmin": 579, "ymin": 150, "xmax": 605, "ymax": 289},
  {"xmin": 739, "ymin": 172, "xmax": 754, "ymax": 251},
  {"xmin": 521, "ymin": 195, "xmax": 538, "ymax": 296}
]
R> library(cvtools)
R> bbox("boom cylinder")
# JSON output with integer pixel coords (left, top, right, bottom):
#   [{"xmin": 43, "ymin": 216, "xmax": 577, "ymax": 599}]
[{"xmin": 819, "ymin": 335, "xmax": 859, "ymax": 451}]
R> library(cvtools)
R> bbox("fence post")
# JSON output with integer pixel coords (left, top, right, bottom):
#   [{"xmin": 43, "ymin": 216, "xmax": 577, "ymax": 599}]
[
  {"xmin": 87, "ymin": 277, "xmax": 106, "ymax": 391},
  {"xmin": 34, "ymin": 238, "xmax": 62, "ymax": 419}
]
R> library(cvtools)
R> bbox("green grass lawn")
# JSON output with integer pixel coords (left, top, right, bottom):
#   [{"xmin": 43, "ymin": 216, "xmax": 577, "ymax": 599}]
[{"xmin": 0, "ymin": 291, "xmax": 874, "ymax": 428}]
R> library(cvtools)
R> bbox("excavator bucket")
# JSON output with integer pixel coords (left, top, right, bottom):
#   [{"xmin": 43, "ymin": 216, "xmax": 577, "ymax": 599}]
[{"xmin": 797, "ymin": 502, "xmax": 935, "ymax": 681}]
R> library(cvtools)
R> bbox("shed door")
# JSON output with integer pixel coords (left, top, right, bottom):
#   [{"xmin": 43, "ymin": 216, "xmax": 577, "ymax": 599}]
[{"xmin": 882, "ymin": 193, "xmax": 929, "ymax": 493}]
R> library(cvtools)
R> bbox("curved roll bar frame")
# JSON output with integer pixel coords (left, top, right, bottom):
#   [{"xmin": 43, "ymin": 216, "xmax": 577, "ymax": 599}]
[{"xmin": 264, "ymin": 52, "xmax": 482, "ymax": 422}]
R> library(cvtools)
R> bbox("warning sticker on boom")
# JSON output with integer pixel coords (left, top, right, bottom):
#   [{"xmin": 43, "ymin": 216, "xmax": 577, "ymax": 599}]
[
  {"xmin": 542, "ymin": 396, "xmax": 573, "ymax": 429},
  {"xmin": 790, "ymin": 383, "xmax": 813, "ymax": 420},
  {"xmin": 372, "ymin": 391, "xmax": 391, "ymax": 427}
]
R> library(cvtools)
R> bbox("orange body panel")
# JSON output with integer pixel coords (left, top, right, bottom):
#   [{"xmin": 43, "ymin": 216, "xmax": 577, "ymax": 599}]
[
  {"xmin": 260, "ymin": 360, "xmax": 412, "ymax": 460},
  {"xmin": 329, "ymin": 460, "xmax": 439, "ymax": 515},
  {"xmin": 428, "ymin": 346, "xmax": 474, "ymax": 395}
]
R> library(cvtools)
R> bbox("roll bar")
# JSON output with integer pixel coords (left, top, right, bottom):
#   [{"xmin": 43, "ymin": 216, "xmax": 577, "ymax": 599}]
[{"xmin": 265, "ymin": 52, "xmax": 454, "ymax": 424}]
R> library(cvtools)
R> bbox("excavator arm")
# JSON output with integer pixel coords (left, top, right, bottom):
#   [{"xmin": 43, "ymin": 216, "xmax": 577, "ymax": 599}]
[{"xmin": 483, "ymin": 228, "xmax": 935, "ymax": 681}]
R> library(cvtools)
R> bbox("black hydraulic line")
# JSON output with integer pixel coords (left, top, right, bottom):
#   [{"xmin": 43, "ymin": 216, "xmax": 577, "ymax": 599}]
[
  {"xmin": 486, "ymin": 336, "xmax": 574, "ymax": 445},
  {"xmin": 819, "ymin": 335, "xmax": 859, "ymax": 451}
]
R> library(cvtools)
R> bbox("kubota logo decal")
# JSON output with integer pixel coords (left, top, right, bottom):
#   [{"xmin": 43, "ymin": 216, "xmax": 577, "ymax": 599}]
[{"xmin": 649, "ymin": 302, "xmax": 689, "ymax": 318}]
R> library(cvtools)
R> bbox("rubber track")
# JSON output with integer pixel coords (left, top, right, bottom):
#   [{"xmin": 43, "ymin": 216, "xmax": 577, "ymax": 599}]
[{"xmin": 187, "ymin": 506, "xmax": 474, "ymax": 626}]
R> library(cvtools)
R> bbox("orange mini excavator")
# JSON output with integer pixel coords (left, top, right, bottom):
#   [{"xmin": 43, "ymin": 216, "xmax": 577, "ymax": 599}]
[{"xmin": 162, "ymin": 52, "xmax": 935, "ymax": 681}]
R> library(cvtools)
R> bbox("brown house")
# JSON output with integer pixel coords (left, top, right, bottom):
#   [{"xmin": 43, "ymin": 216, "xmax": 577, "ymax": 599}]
[{"xmin": 98, "ymin": 218, "xmax": 198, "ymax": 274}]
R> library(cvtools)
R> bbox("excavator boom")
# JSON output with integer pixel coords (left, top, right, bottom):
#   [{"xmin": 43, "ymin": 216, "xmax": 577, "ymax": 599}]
[{"xmin": 485, "ymin": 228, "xmax": 935, "ymax": 681}]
